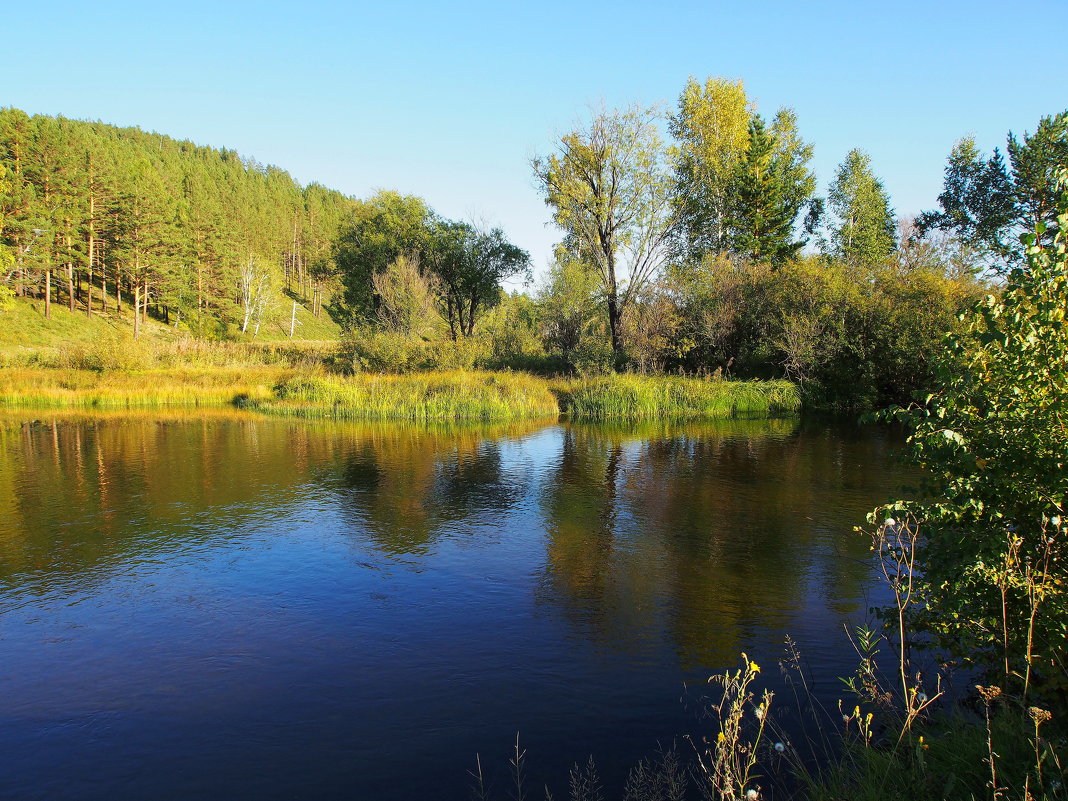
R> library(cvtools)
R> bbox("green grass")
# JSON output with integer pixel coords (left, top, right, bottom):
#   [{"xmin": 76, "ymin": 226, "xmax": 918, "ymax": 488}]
[
  {"xmin": 554, "ymin": 374, "xmax": 801, "ymax": 419},
  {"xmin": 0, "ymin": 295, "xmax": 341, "ymax": 368},
  {"xmin": 260, "ymin": 371, "xmax": 561, "ymax": 421}
]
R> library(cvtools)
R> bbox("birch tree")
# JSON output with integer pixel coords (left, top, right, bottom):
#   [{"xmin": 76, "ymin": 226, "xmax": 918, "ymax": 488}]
[{"xmin": 238, "ymin": 254, "xmax": 277, "ymax": 336}]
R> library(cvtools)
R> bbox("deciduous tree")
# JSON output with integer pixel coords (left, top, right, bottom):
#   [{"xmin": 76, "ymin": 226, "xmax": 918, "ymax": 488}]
[{"xmin": 533, "ymin": 104, "xmax": 681, "ymax": 360}]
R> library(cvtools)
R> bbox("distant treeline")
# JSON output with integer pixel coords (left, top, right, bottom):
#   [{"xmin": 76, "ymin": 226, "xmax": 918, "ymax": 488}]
[{"xmin": 0, "ymin": 108, "xmax": 358, "ymax": 335}]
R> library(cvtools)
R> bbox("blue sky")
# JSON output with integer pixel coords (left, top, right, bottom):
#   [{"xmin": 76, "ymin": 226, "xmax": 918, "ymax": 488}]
[{"xmin": 7, "ymin": 0, "xmax": 1065, "ymax": 278}]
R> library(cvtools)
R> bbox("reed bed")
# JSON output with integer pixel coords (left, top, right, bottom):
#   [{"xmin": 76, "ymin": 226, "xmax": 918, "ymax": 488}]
[
  {"xmin": 0, "ymin": 365, "xmax": 801, "ymax": 421},
  {"xmin": 0, "ymin": 367, "xmax": 287, "ymax": 409},
  {"xmin": 555, "ymin": 374, "xmax": 801, "ymax": 420},
  {"xmin": 260, "ymin": 371, "xmax": 561, "ymax": 422}
]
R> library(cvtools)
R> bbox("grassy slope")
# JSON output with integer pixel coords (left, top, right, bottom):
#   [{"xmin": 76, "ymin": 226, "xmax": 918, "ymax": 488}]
[{"xmin": 0, "ymin": 296, "xmax": 342, "ymax": 362}]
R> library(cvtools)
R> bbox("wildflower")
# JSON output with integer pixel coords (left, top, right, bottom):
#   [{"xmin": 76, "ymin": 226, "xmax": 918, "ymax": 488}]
[
  {"xmin": 754, "ymin": 705, "xmax": 765, "ymax": 720},
  {"xmin": 1028, "ymin": 707, "xmax": 1053, "ymax": 724},
  {"xmin": 745, "ymin": 789, "xmax": 759, "ymax": 801},
  {"xmin": 916, "ymin": 692, "xmax": 928, "ymax": 704},
  {"xmin": 774, "ymin": 742, "xmax": 785, "ymax": 753}
]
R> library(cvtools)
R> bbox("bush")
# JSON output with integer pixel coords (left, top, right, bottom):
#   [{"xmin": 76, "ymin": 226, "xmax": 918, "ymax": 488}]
[
  {"xmin": 875, "ymin": 174, "xmax": 1068, "ymax": 695},
  {"xmin": 58, "ymin": 334, "xmax": 154, "ymax": 372},
  {"xmin": 338, "ymin": 326, "xmax": 486, "ymax": 373}
]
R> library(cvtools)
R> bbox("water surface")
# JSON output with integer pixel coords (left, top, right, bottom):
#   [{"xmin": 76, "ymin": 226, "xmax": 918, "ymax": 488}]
[{"xmin": 0, "ymin": 411, "xmax": 912, "ymax": 800}]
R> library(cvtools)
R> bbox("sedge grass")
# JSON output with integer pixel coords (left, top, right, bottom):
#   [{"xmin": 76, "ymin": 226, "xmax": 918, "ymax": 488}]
[
  {"xmin": 259, "ymin": 370, "xmax": 561, "ymax": 422},
  {"xmin": 555, "ymin": 374, "xmax": 801, "ymax": 420}
]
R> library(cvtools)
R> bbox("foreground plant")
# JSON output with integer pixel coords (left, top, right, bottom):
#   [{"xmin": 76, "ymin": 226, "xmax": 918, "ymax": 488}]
[{"xmin": 875, "ymin": 171, "xmax": 1068, "ymax": 697}]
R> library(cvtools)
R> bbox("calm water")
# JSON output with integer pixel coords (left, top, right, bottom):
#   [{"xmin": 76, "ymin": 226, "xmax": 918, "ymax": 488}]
[{"xmin": 0, "ymin": 411, "xmax": 913, "ymax": 800}]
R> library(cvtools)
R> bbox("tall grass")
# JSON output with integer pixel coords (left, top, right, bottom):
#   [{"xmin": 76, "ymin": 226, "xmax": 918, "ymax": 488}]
[
  {"xmin": 260, "ymin": 371, "xmax": 561, "ymax": 422},
  {"xmin": 0, "ymin": 367, "xmax": 286, "ymax": 409},
  {"xmin": 555, "ymin": 375, "xmax": 801, "ymax": 420},
  {"xmin": 0, "ymin": 365, "xmax": 802, "ymax": 421}
]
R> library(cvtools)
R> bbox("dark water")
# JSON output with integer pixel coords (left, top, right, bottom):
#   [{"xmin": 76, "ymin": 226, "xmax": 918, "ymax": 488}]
[{"xmin": 0, "ymin": 411, "xmax": 914, "ymax": 800}]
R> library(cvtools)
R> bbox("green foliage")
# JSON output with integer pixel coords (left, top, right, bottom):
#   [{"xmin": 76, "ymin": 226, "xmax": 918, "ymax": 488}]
[
  {"xmin": 334, "ymin": 190, "xmax": 435, "ymax": 316},
  {"xmin": 918, "ymin": 110, "xmax": 1068, "ymax": 272},
  {"xmin": 808, "ymin": 706, "xmax": 1066, "ymax": 801},
  {"xmin": 825, "ymin": 149, "xmax": 896, "ymax": 267},
  {"xmin": 916, "ymin": 137, "xmax": 1016, "ymax": 265},
  {"xmin": 371, "ymin": 254, "xmax": 445, "ymax": 337},
  {"xmin": 669, "ymin": 78, "xmax": 816, "ymax": 264},
  {"xmin": 878, "ymin": 175, "xmax": 1068, "ymax": 689},
  {"xmin": 1009, "ymin": 111, "xmax": 1068, "ymax": 246},
  {"xmin": 728, "ymin": 116, "xmax": 793, "ymax": 263},
  {"xmin": 476, "ymin": 292, "xmax": 549, "ymax": 371},
  {"xmin": 0, "ymin": 107, "xmax": 355, "ymax": 336},
  {"xmin": 537, "ymin": 259, "xmax": 605, "ymax": 372},
  {"xmin": 665, "ymin": 255, "xmax": 977, "ymax": 407},
  {"xmin": 532, "ymin": 103, "xmax": 679, "ymax": 357},
  {"xmin": 670, "ymin": 77, "xmax": 753, "ymax": 260},
  {"xmin": 430, "ymin": 222, "xmax": 531, "ymax": 338}
]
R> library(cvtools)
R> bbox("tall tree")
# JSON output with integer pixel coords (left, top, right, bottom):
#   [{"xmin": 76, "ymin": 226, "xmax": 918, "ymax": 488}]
[
  {"xmin": 729, "ymin": 114, "xmax": 811, "ymax": 263},
  {"xmin": 1008, "ymin": 110, "xmax": 1068, "ymax": 246},
  {"xmin": 533, "ymin": 104, "xmax": 680, "ymax": 359},
  {"xmin": 824, "ymin": 149, "xmax": 896, "ymax": 267},
  {"xmin": 333, "ymin": 190, "xmax": 434, "ymax": 318},
  {"xmin": 915, "ymin": 137, "xmax": 1016, "ymax": 267},
  {"xmin": 428, "ymin": 222, "xmax": 530, "ymax": 338},
  {"xmin": 670, "ymin": 77, "xmax": 752, "ymax": 260}
]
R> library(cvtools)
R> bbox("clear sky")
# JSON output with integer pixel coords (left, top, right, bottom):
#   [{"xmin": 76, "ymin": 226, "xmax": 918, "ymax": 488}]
[{"xmin": 7, "ymin": 0, "xmax": 1065, "ymax": 279}]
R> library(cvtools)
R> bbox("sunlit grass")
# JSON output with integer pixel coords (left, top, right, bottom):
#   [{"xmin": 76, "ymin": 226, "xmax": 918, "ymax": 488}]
[
  {"xmin": 554, "ymin": 375, "xmax": 801, "ymax": 419},
  {"xmin": 0, "ymin": 367, "xmax": 287, "ymax": 409},
  {"xmin": 0, "ymin": 364, "xmax": 801, "ymax": 421},
  {"xmin": 260, "ymin": 370, "xmax": 561, "ymax": 421}
]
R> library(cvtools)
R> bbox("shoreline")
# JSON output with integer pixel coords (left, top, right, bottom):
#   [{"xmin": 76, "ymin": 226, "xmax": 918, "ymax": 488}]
[{"xmin": 0, "ymin": 368, "xmax": 801, "ymax": 422}]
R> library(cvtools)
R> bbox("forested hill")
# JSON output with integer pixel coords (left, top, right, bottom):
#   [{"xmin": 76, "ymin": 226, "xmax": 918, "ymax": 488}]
[{"xmin": 0, "ymin": 108, "xmax": 358, "ymax": 336}]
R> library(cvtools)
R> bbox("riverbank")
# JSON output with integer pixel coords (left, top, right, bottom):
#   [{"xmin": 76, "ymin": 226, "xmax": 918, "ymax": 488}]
[{"xmin": 0, "ymin": 368, "xmax": 801, "ymax": 421}]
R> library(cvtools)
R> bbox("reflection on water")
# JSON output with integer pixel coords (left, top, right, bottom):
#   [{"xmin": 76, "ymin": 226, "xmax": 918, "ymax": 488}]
[{"xmin": 0, "ymin": 411, "xmax": 913, "ymax": 801}]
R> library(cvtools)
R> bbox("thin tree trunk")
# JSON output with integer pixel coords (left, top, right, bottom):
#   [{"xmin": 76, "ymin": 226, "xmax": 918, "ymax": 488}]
[
  {"xmin": 133, "ymin": 280, "xmax": 141, "ymax": 338},
  {"xmin": 289, "ymin": 299, "xmax": 297, "ymax": 338},
  {"xmin": 44, "ymin": 269, "xmax": 51, "ymax": 319},
  {"xmin": 86, "ymin": 190, "xmax": 95, "ymax": 316}
]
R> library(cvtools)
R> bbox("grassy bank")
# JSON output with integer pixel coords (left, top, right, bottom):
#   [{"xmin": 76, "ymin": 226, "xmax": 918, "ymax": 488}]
[
  {"xmin": 260, "ymin": 371, "xmax": 560, "ymax": 421},
  {"xmin": 0, "ymin": 363, "xmax": 801, "ymax": 421}
]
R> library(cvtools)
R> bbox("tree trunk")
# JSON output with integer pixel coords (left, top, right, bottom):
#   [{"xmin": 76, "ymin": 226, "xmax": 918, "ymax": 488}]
[
  {"xmin": 607, "ymin": 293, "xmax": 622, "ymax": 359},
  {"xmin": 44, "ymin": 269, "xmax": 51, "ymax": 319},
  {"xmin": 86, "ymin": 201, "xmax": 95, "ymax": 317},
  {"xmin": 133, "ymin": 281, "xmax": 141, "ymax": 338},
  {"xmin": 289, "ymin": 299, "xmax": 297, "ymax": 338}
]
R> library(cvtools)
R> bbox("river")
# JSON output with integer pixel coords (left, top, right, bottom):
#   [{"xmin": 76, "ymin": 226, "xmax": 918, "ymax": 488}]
[{"xmin": 0, "ymin": 411, "xmax": 913, "ymax": 800}]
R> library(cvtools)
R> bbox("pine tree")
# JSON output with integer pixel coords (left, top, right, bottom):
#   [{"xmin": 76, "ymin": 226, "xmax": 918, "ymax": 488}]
[{"xmin": 730, "ymin": 115, "xmax": 804, "ymax": 263}]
